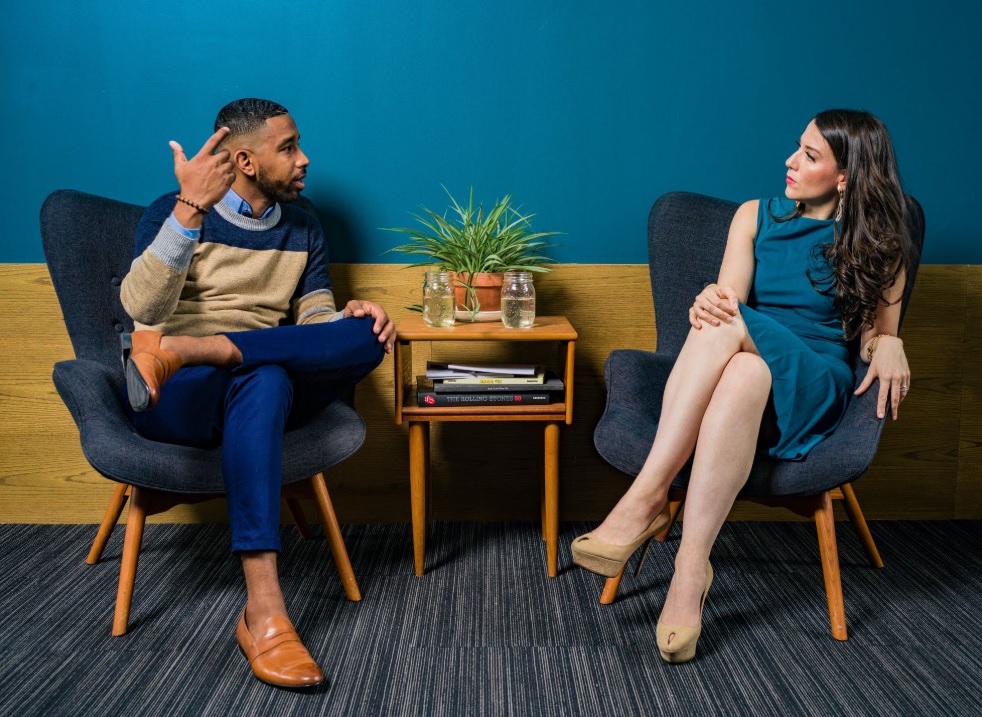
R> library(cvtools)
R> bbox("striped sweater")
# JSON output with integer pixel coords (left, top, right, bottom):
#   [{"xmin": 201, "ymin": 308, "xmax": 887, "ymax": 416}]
[{"xmin": 120, "ymin": 192, "xmax": 340, "ymax": 336}]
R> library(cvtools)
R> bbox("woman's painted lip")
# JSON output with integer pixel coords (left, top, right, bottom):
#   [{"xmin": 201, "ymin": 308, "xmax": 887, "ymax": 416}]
[{"xmin": 786, "ymin": 175, "xmax": 795, "ymax": 185}]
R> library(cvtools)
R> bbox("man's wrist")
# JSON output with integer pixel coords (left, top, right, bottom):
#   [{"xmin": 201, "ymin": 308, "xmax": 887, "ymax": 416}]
[
  {"xmin": 172, "ymin": 200, "xmax": 206, "ymax": 230},
  {"xmin": 165, "ymin": 213, "xmax": 200, "ymax": 241}
]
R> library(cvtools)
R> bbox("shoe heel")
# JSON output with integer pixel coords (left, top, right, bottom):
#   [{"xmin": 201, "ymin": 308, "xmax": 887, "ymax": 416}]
[
  {"xmin": 634, "ymin": 537, "xmax": 656, "ymax": 578},
  {"xmin": 120, "ymin": 333, "xmax": 133, "ymax": 367},
  {"xmin": 125, "ymin": 361, "xmax": 151, "ymax": 412}
]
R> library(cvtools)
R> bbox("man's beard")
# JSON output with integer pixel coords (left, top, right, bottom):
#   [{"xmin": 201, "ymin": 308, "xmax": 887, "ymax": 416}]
[{"xmin": 256, "ymin": 166, "xmax": 300, "ymax": 204}]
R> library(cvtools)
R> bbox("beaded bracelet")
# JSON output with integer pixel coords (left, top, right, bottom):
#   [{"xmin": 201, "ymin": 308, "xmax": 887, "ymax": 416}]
[
  {"xmin": 865, "ymin": 333, "xmax": 893, "ymax": 362},
  {"xmin": 175, "ymin": 195, "xmax": 209, "ymax": 214}
]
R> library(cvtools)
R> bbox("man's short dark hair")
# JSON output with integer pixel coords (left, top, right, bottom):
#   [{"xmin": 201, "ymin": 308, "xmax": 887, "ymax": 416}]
[{"xmin": 214, "ymin": 98, "xmax": 289, "ymax": 139}]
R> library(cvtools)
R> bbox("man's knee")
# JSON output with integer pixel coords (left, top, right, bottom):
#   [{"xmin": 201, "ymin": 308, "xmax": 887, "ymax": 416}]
[
  {"xmin": 230, "ymin": 365, "xmax": 294, "ymax": 407},
  {"xmin": 343, "ymin": 316, "xmax": 386, "ymax": 371}
]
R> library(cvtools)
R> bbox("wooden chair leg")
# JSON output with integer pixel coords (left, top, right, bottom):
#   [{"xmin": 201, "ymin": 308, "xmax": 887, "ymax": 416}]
[
  {"xmin": 87, "ymin": 483, "xmax": 130, "ymax": 565},
  {"xmin": 839, "ymin": 482, "xmax": 884, "ymax": 569},
  {"xmin": 598, "ymin": 493, "xmax": 685, "ymax": 605},
  {"xmin": 285, "ymin": 498, "xmax": 313, "ymax": 539},
  {"xmin": 600, "ymin": 568, "xmax": 626, "ymax": 605},
  {"xmin": 113, "ymin": 486, "xmax": 147, "ymax": 636},
  {"xmin": 309, "ymin": 472, "xmax": 361, "ymax": 602},
  {"xmin": 814, "ymin": 491, "xmax": 848, "ymax": 641}
]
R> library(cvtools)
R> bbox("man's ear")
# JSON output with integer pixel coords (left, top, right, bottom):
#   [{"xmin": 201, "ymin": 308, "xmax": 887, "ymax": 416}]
[{"xmin": 234, "ymin": 149, "xmax": 257, "ymax": 178}]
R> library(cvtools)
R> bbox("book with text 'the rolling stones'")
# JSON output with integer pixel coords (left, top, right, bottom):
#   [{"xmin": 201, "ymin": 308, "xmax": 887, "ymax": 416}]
[
  {"xmin": 419, "ymin": 373, "xmax": 564, "ymax": 394},
  {"xmin": 415, "ymin": 384, "xmax": 556, "ymax": 407}
]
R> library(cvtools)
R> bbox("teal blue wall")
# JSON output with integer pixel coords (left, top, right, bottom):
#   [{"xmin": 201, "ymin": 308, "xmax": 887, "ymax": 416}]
[{"xmin": 3, "ymin": 1, "xmax": 979, "ymax": 264}]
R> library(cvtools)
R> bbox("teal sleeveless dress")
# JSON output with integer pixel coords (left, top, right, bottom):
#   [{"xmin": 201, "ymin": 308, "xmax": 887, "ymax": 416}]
[{"xmin": 739, "ymin": 197, "xmax": 853, "ymax": 460}]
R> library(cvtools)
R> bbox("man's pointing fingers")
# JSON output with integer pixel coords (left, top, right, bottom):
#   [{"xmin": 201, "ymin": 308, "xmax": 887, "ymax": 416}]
[{"xmin": 198, "ymin": 126, "xmax": 231, "ymax": 157}]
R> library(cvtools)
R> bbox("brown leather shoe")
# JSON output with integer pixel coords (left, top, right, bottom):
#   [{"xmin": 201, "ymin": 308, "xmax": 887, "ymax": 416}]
[
  {"xmin": 236, "ymin": 607, "xmax": 324, "ymax": 689},
  {"xmin": 121, "ymin": 331, "xmax": 182, "ymax": 412}
]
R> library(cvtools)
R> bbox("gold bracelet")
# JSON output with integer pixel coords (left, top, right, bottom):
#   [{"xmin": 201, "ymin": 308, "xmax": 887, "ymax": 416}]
[
  {"xmin": 175, "ymin": 195, "xmax": 209, "ymax": 214},
  {"xmin": 866, "ymin": 333, "xmax": 893, "ymax": 362}
]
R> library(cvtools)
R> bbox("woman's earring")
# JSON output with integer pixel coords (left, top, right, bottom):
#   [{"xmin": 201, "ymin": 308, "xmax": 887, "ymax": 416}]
[{"xmin": 834, "ymin": 187, "xmax": 844, "ymax": 223}]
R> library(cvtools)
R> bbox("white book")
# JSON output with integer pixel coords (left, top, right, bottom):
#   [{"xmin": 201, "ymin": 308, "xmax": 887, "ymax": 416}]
[{"xmin": 426, "ymin": 361, "xmax": 538, "ymax": 377}]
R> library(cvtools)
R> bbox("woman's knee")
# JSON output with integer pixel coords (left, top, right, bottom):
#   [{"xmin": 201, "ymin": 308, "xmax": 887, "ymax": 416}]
[
  {"xmin": 686, "ymin": 316, "xmax": 749, "ymax": 353},
  {"xmin": 721, "ymin": 352, "xmax": 771, "ymax": 392}
]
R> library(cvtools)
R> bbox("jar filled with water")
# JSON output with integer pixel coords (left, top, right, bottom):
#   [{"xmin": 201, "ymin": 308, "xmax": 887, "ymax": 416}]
[
  {"xmin": 500, "ymin": 271, "xmax": 536, "ymax": 328},
  {"xmin": 422, "ymin": 270, "xmax": 455, "ymax": 327}
]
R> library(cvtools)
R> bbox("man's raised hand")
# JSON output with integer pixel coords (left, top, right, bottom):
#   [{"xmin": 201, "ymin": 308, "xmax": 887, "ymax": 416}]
[{"xmin": 169, "ymin": 126, "xmax": 235, "ymax": 213}]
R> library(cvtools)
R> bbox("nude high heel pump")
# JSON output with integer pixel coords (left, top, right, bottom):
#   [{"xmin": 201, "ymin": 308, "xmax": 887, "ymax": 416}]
[
  {"xmin": 656, "ymin": 562, "xmax": 714, "ymax": 664},
  {"xmin": 570, "ymin": 504, "xmax": 673, "ymax": 578}
]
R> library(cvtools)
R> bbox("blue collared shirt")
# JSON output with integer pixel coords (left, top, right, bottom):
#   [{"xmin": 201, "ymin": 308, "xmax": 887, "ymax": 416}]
[
  {"xmin": 166, "ymin": 188, "xmax": 275, "ymax": 239},
  {"xmin": 221, "ymin": 187, "xmax": 276, "ymax": 219}
]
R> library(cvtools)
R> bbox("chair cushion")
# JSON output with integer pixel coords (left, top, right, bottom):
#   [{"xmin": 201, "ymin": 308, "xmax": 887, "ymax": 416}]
[
  {"xmin": 594, "ymin": 347, "xmax": 890, "ymax": 497},
  {"xmin": 53, "ymin": 359, "xmax": 365, "ymax": 493}
]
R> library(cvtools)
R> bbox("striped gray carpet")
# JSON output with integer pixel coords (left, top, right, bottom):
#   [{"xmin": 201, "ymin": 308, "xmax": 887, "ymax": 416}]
[{"xmin": 0, "ymin": 520, "xmax": 979, "ymax": 716}]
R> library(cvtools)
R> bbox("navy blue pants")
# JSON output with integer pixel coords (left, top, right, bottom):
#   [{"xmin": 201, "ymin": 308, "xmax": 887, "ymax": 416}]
[{"xmin": 126, "ymin": 317, "xmax": 384, "ymax": 553}]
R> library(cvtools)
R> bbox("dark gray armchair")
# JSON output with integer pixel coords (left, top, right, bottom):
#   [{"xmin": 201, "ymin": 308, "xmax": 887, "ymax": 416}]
[
  {"xmin": 593, "ymin": 192, "xmax": 925, "ymax": 640},
  {"xmin": 41, "ymin": 189, "xmax": 366, "ymax": 636}
]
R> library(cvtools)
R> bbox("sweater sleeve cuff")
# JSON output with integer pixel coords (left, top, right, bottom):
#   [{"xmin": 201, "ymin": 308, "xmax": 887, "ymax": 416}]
[
  {"xmin": 166, "ymin": 212, "xmax": 201, "ymax": 240},
  {"xmin": 149, "ymin": 220, "xmax": 198, "ymax": 270}
]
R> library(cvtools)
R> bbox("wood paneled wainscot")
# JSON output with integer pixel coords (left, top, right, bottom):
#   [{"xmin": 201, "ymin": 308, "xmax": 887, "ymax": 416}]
[{"xmin": 1, "ymin": 263, "xmax": 979, "ymax": 524}]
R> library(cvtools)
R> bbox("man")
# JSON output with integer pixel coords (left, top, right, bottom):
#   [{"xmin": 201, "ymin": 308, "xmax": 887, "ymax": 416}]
[{"xmin": 119, "ymin": 98, "xmax": 395, "ymax": 689}]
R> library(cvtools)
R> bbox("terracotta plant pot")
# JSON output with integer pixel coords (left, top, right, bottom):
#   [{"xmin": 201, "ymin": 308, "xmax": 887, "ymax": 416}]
[{"xmin": 452, "ymin": 272, "xmax": 503, "ymax": 315}]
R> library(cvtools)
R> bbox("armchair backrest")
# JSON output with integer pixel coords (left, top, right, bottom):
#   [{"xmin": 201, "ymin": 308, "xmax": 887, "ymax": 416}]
[
  {"xmin": 646, "ymin": 192, "xmax": 926, "ymax": 359},
  {"xmin": 41, "ymin": 190, "xmax": 142, "ymax": 370},
  {"xmin": 647, "ymin": 192, "xmax": 736, "ymax": 355}
]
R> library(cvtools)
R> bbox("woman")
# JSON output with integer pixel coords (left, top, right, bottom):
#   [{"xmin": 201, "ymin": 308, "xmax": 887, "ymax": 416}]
[{"xmin": 571, "ymin": 109, "xmax": 916, "ymax": 663}]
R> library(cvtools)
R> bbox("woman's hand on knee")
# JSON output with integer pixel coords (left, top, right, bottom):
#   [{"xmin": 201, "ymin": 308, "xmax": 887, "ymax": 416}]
[{"xmin": 689, "ymin": 284, "xmax": 740, "ymax": 329}]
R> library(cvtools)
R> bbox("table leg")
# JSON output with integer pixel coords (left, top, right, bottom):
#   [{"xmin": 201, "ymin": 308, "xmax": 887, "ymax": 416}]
[
  {"xmin": 540, "ymin": 469, "xmax": 546, "ymax": 541},
  {"xmin": 423, "ymin": 423, "xmax": 432, "ymax": 525},
  {"xmin": 544, "ymin": 421, "xmax": 560, "ymax": 577},
  {"xmin": 409, "ymin": 421, "xmax": 428, "ymax": 576}
]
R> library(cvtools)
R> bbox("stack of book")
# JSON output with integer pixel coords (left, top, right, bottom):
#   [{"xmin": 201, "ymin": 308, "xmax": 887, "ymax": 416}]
[{"xmin": 416, "ymin": 362, "xmax": 565, "ymax": 407}]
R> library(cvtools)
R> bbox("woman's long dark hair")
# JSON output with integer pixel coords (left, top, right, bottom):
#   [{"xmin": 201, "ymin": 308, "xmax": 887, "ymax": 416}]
[{"xmin": 788, "ymin": 110, "xmax": 915, "ymax": 337}]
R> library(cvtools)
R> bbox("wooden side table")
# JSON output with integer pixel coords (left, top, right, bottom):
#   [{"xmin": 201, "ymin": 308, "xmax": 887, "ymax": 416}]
[{"xmin": 394, "ymin": 315, "xmax": 577, "ymax": 577}]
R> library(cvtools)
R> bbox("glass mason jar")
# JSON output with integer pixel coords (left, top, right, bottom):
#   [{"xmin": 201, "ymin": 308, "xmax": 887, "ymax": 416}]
[
  {"xmin": 422, "ymin": 270, "xmax": 455, "ymax": 327},
  {"xmin": 500, "ymin": 271, "xmax": 536, "ymax": 328}
]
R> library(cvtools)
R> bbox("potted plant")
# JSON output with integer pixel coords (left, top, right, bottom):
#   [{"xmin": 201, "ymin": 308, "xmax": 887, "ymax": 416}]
[{"xmin": 383, "ymin": 186, "xmax": 560, "ymax": 320}]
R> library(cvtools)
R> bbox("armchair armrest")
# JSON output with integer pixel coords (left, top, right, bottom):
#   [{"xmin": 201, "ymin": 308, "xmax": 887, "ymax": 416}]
[
  {"xmin": 802, "ymin": 362, "xmax": 888, "ymax": 482},
  {"xmin": 594, "ymin": 349, "xmax": 677, "ymax": 477},
  {"xmin": 51, "ymin": 359, "xmax": 159, "ymax": 485},
  {"xmin": 603, "ymin": 349, "xmax": 677, "ymax": 423},
  {"xmin": 749, "ymin": 360, "xmax": 889, "ymax": 497},
  {"xmin": 52, "ymin": 359, "xmax": 129, "ymax": 430}
]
